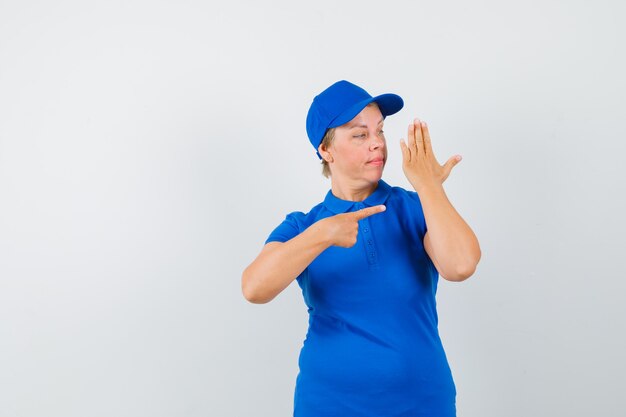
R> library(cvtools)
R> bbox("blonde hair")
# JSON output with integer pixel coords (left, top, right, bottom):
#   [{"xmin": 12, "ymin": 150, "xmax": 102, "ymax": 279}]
[{"xmin": 319, "ymin": 128, "xmax": 336, "ymax": 178}]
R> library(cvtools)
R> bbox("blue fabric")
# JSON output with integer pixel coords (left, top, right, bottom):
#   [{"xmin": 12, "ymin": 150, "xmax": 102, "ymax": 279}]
[
  {"xmin": 266, "ymin": 179, "xmax": 457, "ymax": 417},
  {"xmin": 305, "ymin": 80, "xmax": 404, "ymax": 158}
]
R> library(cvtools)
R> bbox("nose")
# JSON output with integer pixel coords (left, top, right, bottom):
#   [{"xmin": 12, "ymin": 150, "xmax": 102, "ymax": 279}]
[{"xmin": 370, "ymin": 132, "xmax": 385, "ymax": 150}]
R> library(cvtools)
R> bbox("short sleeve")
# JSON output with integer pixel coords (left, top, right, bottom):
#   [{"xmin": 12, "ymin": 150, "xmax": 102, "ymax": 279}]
[
  {"xmin": 405, "ymin": 190, "xmax": 428, "ymax": 239},
  {"xmin": 265, "ymin": 211, "xmax": 304, "ymax": 244}
]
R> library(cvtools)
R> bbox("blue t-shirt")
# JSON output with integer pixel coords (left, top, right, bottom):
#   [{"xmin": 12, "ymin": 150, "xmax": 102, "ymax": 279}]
[{"xmin": 266, "ymin": 179, "xmax": 457, "ymax": 417}]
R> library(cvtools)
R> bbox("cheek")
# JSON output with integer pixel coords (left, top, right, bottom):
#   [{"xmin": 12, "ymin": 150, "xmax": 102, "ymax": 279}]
[
  {"xmin": 341, "ymin": 153, "xmax": 362, "ymax": 168},
  {"xmin": 335, "ymin": 143, "xmax": 362, "ymax": 164},
  {"xmin": 333, "ymin": 141, "xmax": 375, "ymax": 168},
  {"xmin": 352, "ymin": 149, "xmax": 370, "ymax": 165}
]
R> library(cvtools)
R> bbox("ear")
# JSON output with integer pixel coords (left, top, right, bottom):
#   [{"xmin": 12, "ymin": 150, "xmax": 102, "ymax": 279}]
[{"xmin": 318, "ymin": 143, "xmax": 334, "ymax": 163}]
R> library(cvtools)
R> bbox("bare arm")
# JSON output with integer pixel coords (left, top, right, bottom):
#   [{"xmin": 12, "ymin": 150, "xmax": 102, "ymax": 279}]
[
  {"xmin": 420, "ymin": 185, "xmax": 481, "ymax": 282},
  {"xmin": 400, "ymin": 118, "xmax": 481, "ymax": 282},
  {"xmin": 242, "ymin": 224, "xmax": 331, "ymax": 304},
  {"xmin": 241, "ymin": 205, "xmax": 387, "ymax": 304}
]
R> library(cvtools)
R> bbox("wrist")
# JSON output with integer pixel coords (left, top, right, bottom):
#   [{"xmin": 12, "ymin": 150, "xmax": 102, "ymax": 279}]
[
  {"xmin": 410, "ymin": 179, "xmax": 443, "ymax": 195},
  {"xmin": 308, "ymin": 219, "xmax": 334, "ymax": 249}
]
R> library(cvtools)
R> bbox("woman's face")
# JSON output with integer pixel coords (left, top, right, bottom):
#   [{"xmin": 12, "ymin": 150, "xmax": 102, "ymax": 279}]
[{"xmin": 321, "ymin": 103, "xmax": 387, "ymax": 187}]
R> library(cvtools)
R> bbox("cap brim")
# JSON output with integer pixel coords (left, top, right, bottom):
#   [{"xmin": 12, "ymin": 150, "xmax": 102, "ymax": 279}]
[{"xmin": 328, "ymin": 93, "xmax": 404, "ymax": 128}]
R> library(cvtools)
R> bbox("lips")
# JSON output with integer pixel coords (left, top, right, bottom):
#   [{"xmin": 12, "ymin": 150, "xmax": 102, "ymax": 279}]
[{"xmin": 367, "ymin": 157, "xmax": 385, "ymax": 166}]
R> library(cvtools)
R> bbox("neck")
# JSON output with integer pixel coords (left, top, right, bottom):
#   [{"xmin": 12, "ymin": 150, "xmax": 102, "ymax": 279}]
[{"xmin": 330, "ymin": 176, "xmax": 379, "ymax": 202}]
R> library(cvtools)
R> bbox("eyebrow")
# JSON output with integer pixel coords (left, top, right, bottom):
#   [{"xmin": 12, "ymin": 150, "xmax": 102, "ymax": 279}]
[{"xmin": 347, "ymin": 118, "xmax": 384, "ymax": 129}]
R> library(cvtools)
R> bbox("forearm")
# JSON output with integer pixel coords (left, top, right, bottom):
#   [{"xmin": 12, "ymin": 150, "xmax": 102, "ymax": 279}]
[
  {"xmin": 416, "ymin": 183, "xmax": 481, "ymax": 280},
  {"xmin": 242, "ymin": 223, "xmax": 331, "ymax": 304}
]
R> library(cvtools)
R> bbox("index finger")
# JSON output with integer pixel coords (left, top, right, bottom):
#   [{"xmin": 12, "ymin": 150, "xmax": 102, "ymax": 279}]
[{"xmin": 352, "ymin": 204, "xmax": 386, "ymax": 220}]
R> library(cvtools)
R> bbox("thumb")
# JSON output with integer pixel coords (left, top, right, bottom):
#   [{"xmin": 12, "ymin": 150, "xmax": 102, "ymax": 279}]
[
  {"xmin": 353, "ymin": 204, "xmax": 386, "ymax": 221},
  {"xmin": 442, "ymin": 155, "xmax": 461, "ymax": 180}
]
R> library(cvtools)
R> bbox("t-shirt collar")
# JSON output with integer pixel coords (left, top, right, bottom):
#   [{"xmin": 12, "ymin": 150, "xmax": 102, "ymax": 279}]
[{"xmin": 323, "ymin": 179, "xmax": 392, "ymax": 214}]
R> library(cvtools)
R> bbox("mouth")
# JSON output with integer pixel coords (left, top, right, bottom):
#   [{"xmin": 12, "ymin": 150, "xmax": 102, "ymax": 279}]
[{"xmin": 367, "ymin": 157, "xmax": 385, "ymax": 166}]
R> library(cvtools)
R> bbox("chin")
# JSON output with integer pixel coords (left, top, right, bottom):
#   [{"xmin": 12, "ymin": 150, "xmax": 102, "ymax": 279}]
[{"xmin": 364, "ymin": 169, "xmax": 384, "ymax": 184}]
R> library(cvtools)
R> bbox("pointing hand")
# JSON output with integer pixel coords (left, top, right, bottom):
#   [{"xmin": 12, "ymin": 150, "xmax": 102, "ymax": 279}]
[{"xmin": 316, "ymin": 205, "xmax": 386, "ymax": 248}]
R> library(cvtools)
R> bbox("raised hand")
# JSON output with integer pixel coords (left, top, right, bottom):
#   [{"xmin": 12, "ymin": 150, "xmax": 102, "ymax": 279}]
[
  {"xmin": 317, "ymin": 205, "xmax": 386, "ymax": 248},
  {"xmin": 399, "ymin": 119, "xmax": 461, "ymax": 191}
]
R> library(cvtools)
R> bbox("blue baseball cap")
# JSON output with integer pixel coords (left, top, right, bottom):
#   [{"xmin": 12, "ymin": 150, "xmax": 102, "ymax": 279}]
[{"xmin": 306, "ymin": 80, "xmax": 404, "ymax": 158}]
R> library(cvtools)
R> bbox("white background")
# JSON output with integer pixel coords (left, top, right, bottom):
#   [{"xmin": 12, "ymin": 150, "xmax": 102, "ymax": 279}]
[{"xmin": 1, "ymin": 1, "xmax": 625, "ymax": 416}]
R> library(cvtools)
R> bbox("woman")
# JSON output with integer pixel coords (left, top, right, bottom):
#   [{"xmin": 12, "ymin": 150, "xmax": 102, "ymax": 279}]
[{"xmin": 242, "ymin": 80, "xmax": 481, "ymax": 417}]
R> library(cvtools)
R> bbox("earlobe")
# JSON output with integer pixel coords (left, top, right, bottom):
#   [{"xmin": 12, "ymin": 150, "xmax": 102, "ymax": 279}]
[{"xmin": 318, "ymin": 146, "xmax": 333, "ymax": 163}]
